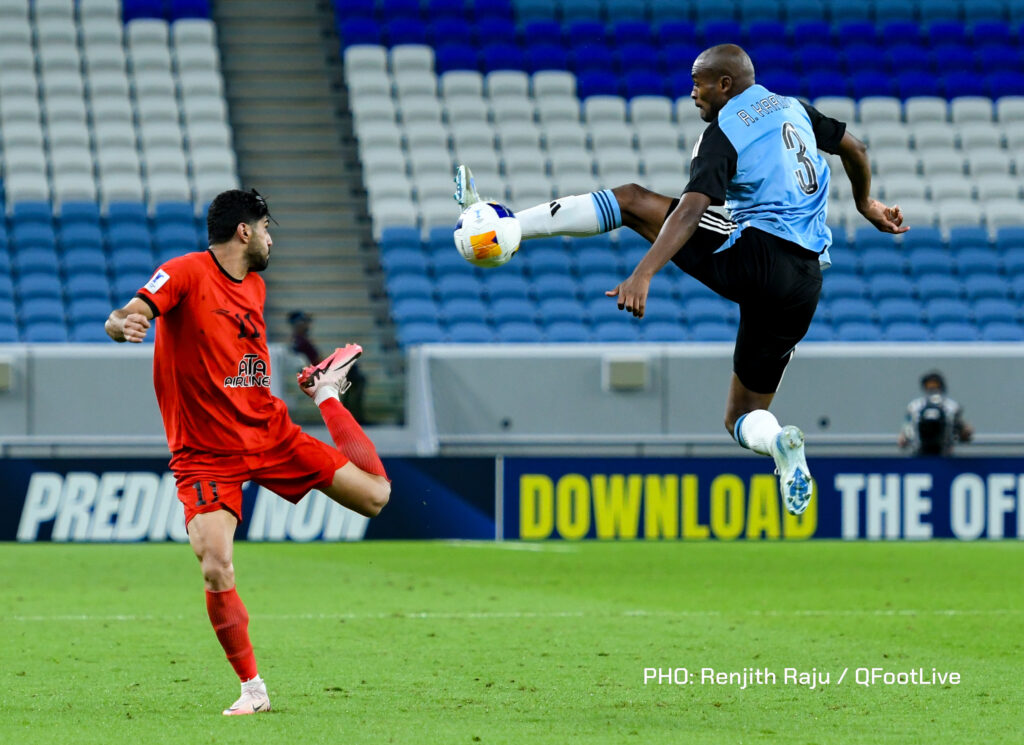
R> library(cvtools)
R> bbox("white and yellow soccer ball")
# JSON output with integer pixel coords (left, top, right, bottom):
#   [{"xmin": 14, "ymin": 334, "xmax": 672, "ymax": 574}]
[{"xmin": 453, "ymin": 201, "xmax": 522, "ymax": 268}]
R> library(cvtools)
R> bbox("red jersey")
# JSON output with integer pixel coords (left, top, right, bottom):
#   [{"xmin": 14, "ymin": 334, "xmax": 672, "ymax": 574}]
[{"xmin": 136, "ymin": 250, "xmax": 298, "ymax": 454}]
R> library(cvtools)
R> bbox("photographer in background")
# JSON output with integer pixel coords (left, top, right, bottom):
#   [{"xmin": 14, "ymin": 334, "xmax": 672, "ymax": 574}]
[
  {"xmin": 898, "ymin": 371, "xmax": 973, "ymax": 456},
  {"xmin": 289, "ymin": 311, "xmax": 368, "ymax": 424}
]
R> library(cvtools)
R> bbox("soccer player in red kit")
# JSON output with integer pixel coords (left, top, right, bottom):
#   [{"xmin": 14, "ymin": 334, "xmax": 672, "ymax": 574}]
[{"xmin": 104, "ymin": 189, "xmax": 390, "ymax": 715}]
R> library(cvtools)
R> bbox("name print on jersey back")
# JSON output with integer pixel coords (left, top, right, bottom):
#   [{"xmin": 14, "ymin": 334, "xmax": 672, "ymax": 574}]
[{"xmin": 735, "ymin": 93, "xmax": 792, "ymax": 127}]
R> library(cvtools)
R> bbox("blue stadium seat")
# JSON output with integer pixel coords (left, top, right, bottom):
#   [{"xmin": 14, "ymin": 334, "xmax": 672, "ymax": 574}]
[
  {"xmin": 650, "ymin": 0, "xmax": 691, "ymax": 23},
  {"xmin": 0, "ymin": 298, "xmax": 14, "ymax": 323},
  {"xmin": 155, "ymin": 224, "xmax": 202, "ymax": 255},
  {"xmin": 690, "ymin": 321, "xmax": 735, "ymax": 341},
  {"xmin": 907, "ymin": 248, "xmax": 953, "ymax": 275},
  {"xmin": 955, "ymin": 248, "xmax": 1001, "ymax": 275},
  {"xmin": 1002, "ymin": 248, "xmax": 1024, "ymax": 276},
  {"xmin": 59, "ymin": 224, "xmax": 105, "ymax": 254},
  {"xmin": 111, "ymin": 248, "xmax": 156, "ymax": 275},
  {"xmin": 397, "ymin": 321, "xmax": 445, "ymax": 346},
  {"xmin": 924, "ymin": 297, "xmax": 971, "ymax": 324},
  {"xmin": 995, "ymin": 226, "xmax": 1024, "ymax": 252},
  {"xmin": 428, "ymin": 18, "xmax": 473, "ymax": 47},
  {"xmin": 869, "ymin": 273, "xmax": 915, "ymax": 301},
  {"xmin": 560, "ymin": 0, "xmax": 598, "ymax": 23},
  {"xmin": 973, "ymin": 298, "xmax": 1018, "ymax": 325},
  {"xmin": 433, "ymin": 251, "xmax": 477, "ymax": 276},
  {"xmin": 566, "ymin": 20, "xmax": 606, "ymax": 45},
  {"xmin": 483, "ymin": 43, "xmax": 526, "ymax": 72},
  {"xmin": 606, "ymin": 0, "xmax": 647, "ymax": 22},
  {"xmin": 613, "ymin": 20, "xmax": 652, "ymax": 45},
  {"xmin": 572, "ymin": 43, "xmax": 615, "ymax": 75},
  {"xmin": 594, "ymin": 319, "xmax": 643, "ymax": 341},
  {"xmin": 339, "ymin": 17, "xmax": 382, "ymax": 46},
  {"xmin": 69, "ymin": 322, "xmax": 111, "ymax": 342},
  {"xmin": 380, "ymin": 226, "xmax": 422, "ymax": 251},
  {"xmin": 525, "ymin": 249, "xmax": 573, "ymax": 276},
  {"xmin": 579, "ymin": 273, "xmax": 622, "ymax": 299},
  {"xmin": 545, "ymin": 321, "xmax": 592, "ymax": 341},
  {"xmin": 643, "ymin": 321, "xmax": 688, "ymax": 341},
  {"xmin": 0, "ymin": 322, "xmax": 18, "ymax": 342},
  {"xmin": 112, "ymin": 274, "xmax": 152, "ymax": 303},
  {"xmin": 963, "ymin": 274, "xmax": 1010, "ymax": 301},
  {"xmin": 933, "ymin": 322, "xmax": 981, "ymax": 341},
  {"xmin": 393, "ymin": 298, "xmax": 440, "ymax": 325},
  {"xmin": 942, "ymin": 71, "xmax": 986, "ymax": 98},
  {"xmin": 624, "ymin": 70, "xmax": 665, "ymax": 96},
  {"xmin": 684, "ymin": 296, "xmax": 732, "ymax": 324},
  {"xmin": 20, "ymin": 298, "xmax": 65, "ymax": 325},
  {"xmin": 496, "ymin": 321, "xmax": 545, "ymax": 342},
  {"xmin": 17, "ymin": 274, "xmax": 63, "ymax": 301},
  {"xmin": 843, "ymin": 43, "xmax": 887, "ymax": 75},
  {"xmin": 835, "ymin": 321, "xmax": 883, "ymax": 341},
  {"xmin": 387, "ymin": 18, "xmax": 428, "ymax": 45},
  {"xmin": 68, "ymin": 298, "xmax": 113, "ymax": 325},
  {"xmin": 897, "ymin": 71, "xmax": 941, "ymax": 99},
  {"xmin": 784, "ymin": 0, "xmax": 826, "ymax": 23},
  {"xmin": 523, "ymin": 20, "xmax": 562, "ymax": 46},
  {"xmin": 576, "ymin": 249, "xmax": 622, "ymax": 277},
  {"xmin": 0, "ymin": 276, "xmax": 14, "ymax": 301},
  {"xmin": 879, "ymin": 21, "xmax": 922, "ymax": 41},
  {"xmin": 618, "ymin": 43, "xmax": 660, "ymax": 74},
  {"xmin": 491, "ymin": 299, "xmax": 537, "ymax": 325},
  {"xmin": 884, "ymin": 322, "xmax": 931, "ymax": 341},
  {"xmin": 514, "ymin": 0, "xmax": 557, "ymax": 24},
  {"xmin": 380, "ymin": 0, "xmax": 421, "ymax": 19},
  {"xmin": 968, "ymin": 20, "xmax": 1012, "ymax": 45},
  {"xmin": 437, "ymin": 274, "xmax": 486, "ymax": 300},
  {"xmin": 334, "ymin": 0, "xmax": 374, "ymax": 19},
  {"xmin": 107, "ymin": 202, "xmax": 149, "ymax": 228},
  {"xmin": 805, "ymin": 71, "xmax": 849, "ymax": 98},
  {"xmin": 442, "ymin": 298, "xmax": 490, "ymax": 325},
  {"xmin": 170, "ymin": 0, "xmax": 211, "ymax": 19},
  {"xmin": 527, "ymin": 43, "xmax": 569, "ymax": 72},
  {"xmin": 66, "ymin": 274, "xmax": 111, "ymax": 301},
  {"xmin": 917, "ymin": 274, "xmax": 963, "ymax": 300},
  {"xmin": 154, "ymin": 202, "xmax": 195, "ymax": 227},
  {"xmin": 980, "ymin": 322, "xmax": 1024, "ymax": 341},
  {"xmin": 63, "ymin": 249, "xmax": 109, "ymax": 276},
  {"xmin": 964, "ymin": 0, "xmax": 1006, "ymax": 24},
  {"xmin": 701, "ymin": 20, "xmax": 743, "ymax": 46},
  {"xmin": 13, "ymin": 224, "xmax": 57, "ymax": 251},
  {"xmin": 877, "ymin": 298, "xmax": 923, "ymax": 325},
  {"xmin": 23, "ymin": 322, "xmax": 68, "ymax": 343},
  {"xmin": 14, "ymin": 249, "xmax": 60, "ymax": 276},
  {"xmin": 434, "ymin": 42, "xmax": 474, "ymax": 72},
  {"xmin": 835, "ymin": 20, "xmax": 875, "ymax": 46},
  {"xmin": 932, "ymin": 44, "xmax": 976, "ymax": 76},
  {"xmin": 743, "ymin": 20, "xmax": 787, "ymax": 47},
  {"xmin": 829, "ymin": 298, "xmax": 875, "ymax": 325},
  {"xmin": 61, "ymin": 202, "xmax": 101, "ymax": 228},
  {"xmin": 447, "ymin": 322, "xmax": 496, "ymax": 342},
  {"xmin": 388, "ymin": 274, "xmax": 434, "ymax": 301},
  {"xmin": 901, "ymin": 228, "xmax": 944, "ymax": 250},
  {"xmin": 485, "ymin": 274, "xmax": 532, "ymax": 301},
  {"xmin": 577, "ymin": 70, "xmax": 619, "ymax": 98},
  {"xmin": 859, "ymin": 248, "xmax": 905, "ymax": 275},
  {"xmin": 986, "ymin": 71, "xmax": 1024, "ymax": 96},
  {"xmin": 426, "ymin": 0, "xmax": 465, "ymax": 21},
  {"xmin": 12, "ymin": 202, "xmax": 53, "ymax": 226},
  {"xmin": 382, "ymin": 249, "xmax": 430, "ymax": 277},
  {"xmin": 794, "ymin": 43, "xmax": 840, "ymax": 73},
  {"xmin": 756, "ymin": 43, "xmax": 796, "ymax": 73},
  {"xmin": 948, "ymin": 226, "xmax": 990, "ymax": 250},
  {"xmin": 922, "ymin": 5, "xmax": 965, "ymax": 28},
  {"xmin": 738, "ymin": 0, "xmax": 782, "ymax": 22},
  {"xmin": 802, "ymin": 321, "xmax": 834, "ymax": 341},
  {"xmin": 654, "ymin": 20, "xmax": 698, "ymax": 46},
  {"xmin": 977, "ymin": 43, "xmax": 1022, "ymax": 73},
  {"xmin": 584, "ymin": 297, "xmax": 625, "ymax": 325},
  {"xmin": 757, "ymin": 70, "xmax": 801, "ymax": 96},
  {"xmin": 850, "ymin": 70, "xmax": 893, "ymax": 98}
]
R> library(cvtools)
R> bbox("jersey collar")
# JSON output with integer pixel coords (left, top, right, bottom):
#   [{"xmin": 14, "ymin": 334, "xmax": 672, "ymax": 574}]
[{"xmin": 207, "ymin": 249, "xmax": 244, "ymax": 284}]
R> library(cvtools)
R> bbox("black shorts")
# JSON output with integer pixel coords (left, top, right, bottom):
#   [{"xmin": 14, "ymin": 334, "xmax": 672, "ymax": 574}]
[{"xmin": 665, "ymin": 201, "xmax": 823, "ymax": 394}]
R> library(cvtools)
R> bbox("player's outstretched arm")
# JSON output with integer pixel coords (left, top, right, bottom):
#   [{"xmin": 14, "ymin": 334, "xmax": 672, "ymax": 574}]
[
  {"xmin": 105, "ymin": 297, "xmax": 154, "ymax": 343},
  {"xmin": 836, "ymin": 131, "xmax": 909, "ymax": 235}
]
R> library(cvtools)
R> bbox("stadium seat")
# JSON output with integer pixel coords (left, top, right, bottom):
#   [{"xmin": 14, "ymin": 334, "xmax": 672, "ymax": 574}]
[
  {"xmin": 980, "ymin": 322, "xmax": 1024, "ymax": 341},
  {"xmin": 447, "ymin": 322, "xmax": 495, "ymax": 343},
  {"xmin": 545, "ymin": 321, "xmax": 591, "ymax": 342},
  {"xmin": 884, "ymin": 322, "xmax": 931, "ymax": 341},
  {"xmin": 933, "ymin": 321, "xmax": 981, "ymax": 341},
  {"xmin": 829, "ymin": 298, "xmax": 876, "ymax": 326},
  {"xmin": 835, "ymin": 321, "xmax": 883, "ymax": 341},
  {"xmin": 23, "ymin": 322, "xmax": 69, "ymax": 342},
  {"xmin": 917, "ymin": 274, "xmax": 963, "ymax": 300},
  {"xmin": 397, "ymin": 321, "xmax": 445, "ymax": 345},
  {"xmin": 973, "ymin": 298, "xmax": 1018, "ymax": 325},
  {"xmin": 877, "ymin": 298, "xmax": 923, "ymax": 325},
  {"xmin": 496, "ymin": 321, "xmax": 545, "ymax": 342}
]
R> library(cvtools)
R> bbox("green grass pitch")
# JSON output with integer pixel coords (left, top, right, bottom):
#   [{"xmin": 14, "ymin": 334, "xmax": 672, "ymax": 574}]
[{"xmin": 1, "ymin": 541, "xmax": 1021, "ymax": 744}]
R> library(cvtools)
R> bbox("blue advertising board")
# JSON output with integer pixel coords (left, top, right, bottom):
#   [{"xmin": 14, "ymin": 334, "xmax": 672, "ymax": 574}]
[
  {"xmin": 503, "ymin": 457, "xmax": 1024, "ymax": 541},
  {"xmin": 0, "ymin": 456, "xmax": 495, "ymax": 542}
]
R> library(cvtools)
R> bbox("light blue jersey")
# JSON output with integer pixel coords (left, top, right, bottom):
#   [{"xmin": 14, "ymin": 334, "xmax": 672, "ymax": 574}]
[{"xmin": 685, "ymin": 84, "xmax": 847, "ymax": 268}]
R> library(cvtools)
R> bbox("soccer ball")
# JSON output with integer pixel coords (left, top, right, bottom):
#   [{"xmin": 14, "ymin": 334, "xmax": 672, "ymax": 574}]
[{"xmin": 453, "ymin": 201, "xmax": 522, "ymax": 268}]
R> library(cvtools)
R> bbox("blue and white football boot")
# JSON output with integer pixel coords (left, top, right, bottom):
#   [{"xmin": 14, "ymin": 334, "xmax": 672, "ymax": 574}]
[
  {"xmin": 453, "ymin": 164, "xmax": 482, "ymax": 210},
  {"xmin": 771, "ymin": 425, "xmax": 813, "ymax": 515}
]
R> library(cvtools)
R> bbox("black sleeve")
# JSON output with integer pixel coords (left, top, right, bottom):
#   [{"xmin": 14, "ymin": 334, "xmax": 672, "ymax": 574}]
[
  {"xmin": 134, "ymin": 293, "xmax": 160, "ymax": 318},
  {"xmin": 800, "ymin": 101, "xmax": 847, "ymax": 154},
  {"xmin": 682, "ymin": 123, "xmax": 737, "ymax": 206}
]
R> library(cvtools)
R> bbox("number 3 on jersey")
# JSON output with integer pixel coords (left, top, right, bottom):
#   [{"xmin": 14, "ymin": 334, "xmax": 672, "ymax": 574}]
[{"xmin": 782, "ymin": 122, "xmax": 819, "ymax": 196}]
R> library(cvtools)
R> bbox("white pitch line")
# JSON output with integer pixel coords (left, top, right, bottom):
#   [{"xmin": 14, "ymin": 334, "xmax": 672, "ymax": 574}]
[{"xmin": 4, "ymin": 608, "xmax": 1022, "ymax": 623}]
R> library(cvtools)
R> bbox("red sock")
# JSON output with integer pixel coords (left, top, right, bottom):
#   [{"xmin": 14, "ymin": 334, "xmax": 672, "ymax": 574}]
[
  {"xmin": 205, "ymin": 587, "xmax": 258, "ymax": 682},
  {"xmin": 319, "ymin": 397, "xmax": 388, "ymax": 478}
]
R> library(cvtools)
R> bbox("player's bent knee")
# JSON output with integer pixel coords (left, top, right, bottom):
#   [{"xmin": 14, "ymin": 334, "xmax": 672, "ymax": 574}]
[{"xmin": 200, "ymin": 555, "xmax": 234, "ymax": 589}]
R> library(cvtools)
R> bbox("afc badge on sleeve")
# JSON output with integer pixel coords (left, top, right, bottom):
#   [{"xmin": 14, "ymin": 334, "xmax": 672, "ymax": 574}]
[{"xmin": 145, "ymin": 270, "xmax": 170, "ymax": 293}]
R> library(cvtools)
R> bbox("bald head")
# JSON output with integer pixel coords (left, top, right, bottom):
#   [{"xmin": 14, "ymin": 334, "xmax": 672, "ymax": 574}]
[{"xmin": 693, "ymin": 44, "xmax": 756, "ymax": 91}]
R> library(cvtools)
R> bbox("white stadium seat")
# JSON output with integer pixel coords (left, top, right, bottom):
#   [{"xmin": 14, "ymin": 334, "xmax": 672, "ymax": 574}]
[
  {"xmin": 35, "ymin": 18, "xmax": 77, "ymax": 45},
  {"xmin": 191, "ymin": 147, "xmax": 237, "ymax": 178},
  {"xmin": 127, "ymin": 18, "xmax": 170, "ymax": 47},
  {"xmin": 50, "ymin": 145, "xmax": 95, "ymax": 175},
  {"xmin": 0, "ymin": 18, "xmax": 32, "ymax": 44},
  {"xmin": 94, "ymin": 121, "xmax": 138, "ymax": 149},
  {"xmin": 130, "ymin": 45, "xmax": 174, "ymax": 73},
  {"xmin": 996, "ymin": 96, "xmax": 1024, "ymax": 124},
  {"xmin": 950, "ymin": 96, "xmax": 993, "ymax": 124},
  {"xmin": 904, "ymin": 96, "xmax": 948, "ymax": 124},
  {"xmin": 145, "ymin": 147, "xmax": 189, "ymax": 177},
  {"xmin": 0, "ymin": 69, "xmax": 38, "ymax": 97},
  {"xmin": 98, "ymin": 147, "xmax": 143, "ymax": 176},
  {"xmin": 929, "ymin": 180, "xmax": 972, "ymax": 202},
  {"xmin": 490, "ymin": 95, "xmax": 536, "ymax": 124},
  {"xmin": 634, "ymin": 121, "xmax": 679, "ymax": 150},
  {"xmin": 1, "ymin": 121, "xmax": 45, "ymax": 148},
  {"xmin": 149, "ymin": 172, "xmax": 193, "ymax": 203},
  {"xmin": 81, "ymin": 17, "xmax": 123, "ymax": 45},
  {"xmin": 4, "ymin": 148, "xmax": 48, "ymax": 176},
  {"xmin": 172, "ymin": 19, "xmax": 217, "ymax": 48},
  {"xmin": 486, "ymin": 70, "xmax": 530, "ymax": 98},
  {"xmin": 881, "ymin": 174, "xmax": 927, "ymax": 201},
  {"xmin": 4, "ymin": 173, "xmax": 51, "ymax": 205},
  {"xmin": 536, "ymin": 97, "xmax": 580, "ymax": 124},
  {"xmin": 394, "ymin": 70, "xmax": 438, "ymax": 98},
  {"xmin": 813, "ymin": 96, "xmax": 857, "ymax": 123},
  {"xmin": 35, "ymin": 0, "xmax": 75, "ymax": 19},
  {"xmin": 496, "ymin": 122, "xmax": 542, "ymax": 150},
  {"xmin": 101, "ymin": 171, "xmax": 146, "ymax": 203},
  {"xmin": 500, "ymin": 146, "xmax": 547, "ymax": 176},
  {"xmin": 398, "ymin": 95, "xmax": 443, "ymax": 124},
  {"xmin": 80, "ymin": 0, "xmax": 121, "ymax": 19},
  {"xmin": 956, "ymin": 123, "xmax": 1002, "ymax": 151},
  {"xmin": 858, "ymin": 96, "xmax": 902, "ymax": 123},
  {"xmin": 544, "ymin": 121, "xmax": 587, "ymax": 150},
  {"xmin": 174, "ymin": 44, "xmax": 219, "ymax": 73},
  {"xmin": 411, "ymin": 174, "xmax": 453, "ymax": 203},
  {"xmin": 439, "ymin": 70, "xmax": 483, "ymax": 99},
  {"xmin": 984, "ymin": 199, "xmax": 1023, "ymax": 233},
  {"xmin": 402, "ymin": 121, "xmax": 447, "ymax": 151},
  {"xmin": 864, "ymin": 122, "xmax": 912, "ymax": 150},
  {"xmin": 88, "ymin": 70, "xmax": 131, "ymax": 98},
  {"xmin": 53, "ymin": 172, "xmax": 99, "ymax": 204},
  {"xmin": 588, "ymin": 121, "xmax": 634, "ymax": 150},
  {"xmin": 583, "ymin": 95, "xmax": 627, "ymax": 124},
  {"xmin": 629, "ymin": 95, "xmax": 673, "ymax": 124},
  {"xmin": 967, "ymin": 148, "xmax": 1011, "ymax": 176},
  {"xmin": 973, "ymin": 175, "xmax": 1019, "ymax": 201},
  {"xmin": 532, "ymin": 71, "xmax": 576, "ymax": 99},
  {"xmin": 390, "ymin": 44, "xmax": 434, "ymax": 74},
  {"xmin": 911, "ymin": 122, "xmax": 955, "ymax": 150},
  {"xmin": 918, "ymin": 150, "xmax": 964, "ymax": 177},
  {"xmin": 450, "ymin": 121, "xmax": 496, "ymax": 150},
  {"xmin": 344, "ymin": 44, "xmax": 388, "ymax": 74}
]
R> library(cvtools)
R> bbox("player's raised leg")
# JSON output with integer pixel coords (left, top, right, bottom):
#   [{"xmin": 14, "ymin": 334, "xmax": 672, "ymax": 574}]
[
  {"xmin": 297, "ymin": 344, "xmax": 391, "ymax": 516},
  {"xmin": 455, "ymin": 165, "xmax": 674, "ymax": 244},
  {"xmin": 187, "ymin": 509, "xmax": 271, "ymax": 716},
  {"xmin": 727, "ymin": 375, "xmax": 812, "ymax": 516}
]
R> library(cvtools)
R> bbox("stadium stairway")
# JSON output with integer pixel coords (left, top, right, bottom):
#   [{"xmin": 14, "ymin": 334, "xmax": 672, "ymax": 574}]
[{"xmin": 212, "ymin": 0, "xmax": 403, "ymax": 423}]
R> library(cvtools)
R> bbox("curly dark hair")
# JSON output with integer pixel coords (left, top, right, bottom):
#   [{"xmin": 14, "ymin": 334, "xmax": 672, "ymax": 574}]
[{"xmin": 206, "ymin": 189, "xmax": 273, "ymax": 244}]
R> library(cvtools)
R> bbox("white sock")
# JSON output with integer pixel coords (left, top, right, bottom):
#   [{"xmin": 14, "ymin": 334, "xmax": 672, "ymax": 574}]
[
  {"xmin": 734, "ymin": 409, "xmax": 782, "ymax": 456},
  {"xmin": 516, "ymin": 189, "xmax": 622, "ymax": 239},
  {"xmin": 314, "ymin": 385, "xmax": 339, "ymax": 406}
]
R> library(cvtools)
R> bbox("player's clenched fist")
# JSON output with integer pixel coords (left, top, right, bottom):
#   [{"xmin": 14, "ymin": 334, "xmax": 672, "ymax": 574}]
[{"xmin": 122, "ymin": 313, "xmax": 151, "ymax": 342}]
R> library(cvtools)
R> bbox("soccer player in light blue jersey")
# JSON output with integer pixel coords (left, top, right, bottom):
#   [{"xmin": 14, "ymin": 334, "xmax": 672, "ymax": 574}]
[{"xmin": 455, "ymin": 44, "xmax": 908, "ymax": 515}]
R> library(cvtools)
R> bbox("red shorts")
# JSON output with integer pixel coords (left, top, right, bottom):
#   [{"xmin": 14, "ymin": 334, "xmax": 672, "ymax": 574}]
[{"xmin": 171, "ymin": 429, "xmax": 348, "ymax": 526}]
